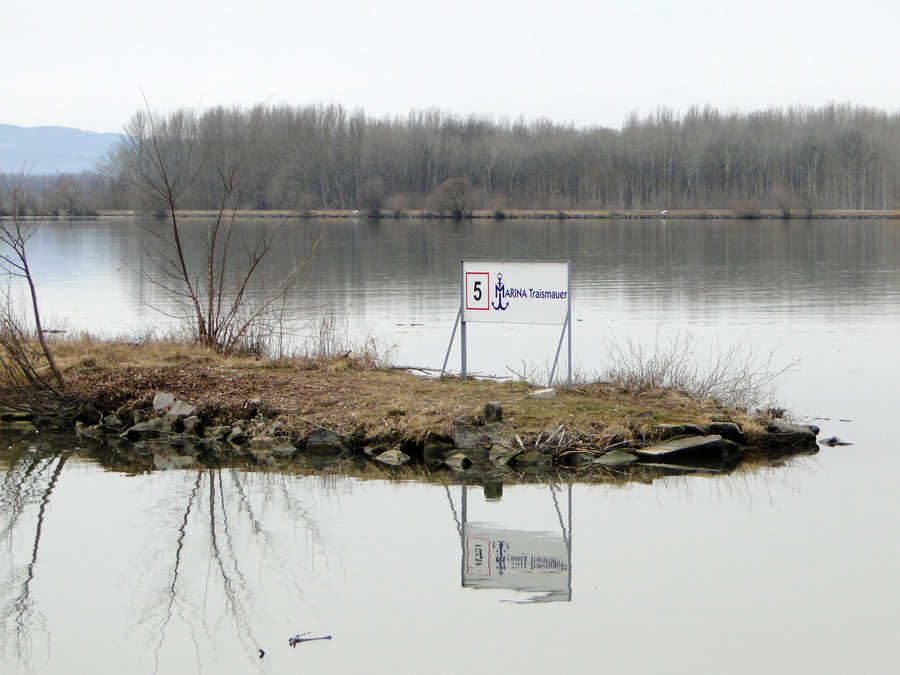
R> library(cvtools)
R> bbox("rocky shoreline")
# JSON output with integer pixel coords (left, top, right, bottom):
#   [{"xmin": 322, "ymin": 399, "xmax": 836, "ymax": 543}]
[{"xmin": 1, "ymin": 391, "xmax": 821, "ymax": 484}]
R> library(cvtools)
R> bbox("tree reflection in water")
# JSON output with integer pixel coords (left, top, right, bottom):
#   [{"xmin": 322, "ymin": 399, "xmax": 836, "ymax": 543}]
[
  {"xmin": 1, "ymin": 445, "xmax": 67, "ymax": 672},
  {"xmin": 1, "ymin": 439, "xmax": 327, "ymax": 675}
]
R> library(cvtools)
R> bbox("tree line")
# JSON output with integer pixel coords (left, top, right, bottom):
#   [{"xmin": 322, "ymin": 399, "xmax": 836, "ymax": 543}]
[{"xmin": 5, "ymin": 102, "xmax": 900, "ymax": 215}]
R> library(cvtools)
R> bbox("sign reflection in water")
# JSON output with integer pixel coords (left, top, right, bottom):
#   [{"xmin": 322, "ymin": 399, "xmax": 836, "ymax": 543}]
[{"xmin": 451, "ymin": 483, "xmax": 572, "ymax": 603}]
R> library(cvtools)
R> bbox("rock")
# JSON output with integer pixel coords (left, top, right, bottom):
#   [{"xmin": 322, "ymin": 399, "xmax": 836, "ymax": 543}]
[
  {"xmin": 819, "ymin": 436, "xmax": 852, "ymax": 447},
  {"xmin": 633, "ymin": 434, "xmax": 725, "ymax": 459},
  {"xmin": 423, "ymin": 440, "xmax": 454, "ymax": 468},
  {"xmin": 451, "ymin": 421, "xmax": 506, "ymax": 449},
  {"xmin": 527, "ymin": 388, "xmax": 556, "ymax": 400},
  {"xmin": 559, "ymin": 451, "xmax": 597, "ymax": 467},
  {"xmin": 375, "ymin": 448, "xmax": 410, "ymax": 466},
  {"xmin": 121, "ymin": 417, "xmax": 165, "ymax": 441},
  {"xmin": 488, "ymin": 444, "xmax": 518, "ymax": 467},
  {"xmin": 205, "ymin": 425, "xmax": 232, "ymax": 441},
  {"xmin": 153, "ymin": 392, "xmax": 175, "ymax": 412},
  {"xmin": 78, "ymin": 404, "xmax": 103, "ymax": 425},
  {"xmin": 250, "ymin": 435, "xmax": 275, "ymax": 451},
  {"xmin": 763, "ymin": 421, "xmax": 818, "ymax": 451},
  {"xmin": 767, "ymin": 420, "xmax": 819, "ymax": 436},
  {"xmin": 75, "ymin": 422, "xmax": 106, "ymax": 441},
  {"xmin": 102, "ymin": 414, "xmax": 125, "ymax": 430},
  {"xmin": 483, "ymin": 401, "xmax": 503, "ymax": 424},
  {"xmin": 227, "ymin": 426, "xmax": 248, "ymax": 446},
  {"xmin": 445, "ymin": 452, "xmax": 473, "ymax": 470},
  {"xmin": 652, "ymin": 423, "xmax": 712, "ymax": 440},
  {"xmin": 166, "ymin": 400, "xmax": 196, "ymax": 419},
  {"xmin": 180, "ymin": 416, "xmax": 202, "ymax": 436},
  {"xmin": 597, "ymin": 449, "xmax": 638, "ymax": 466},
  {"xmin": 512, "ymin": 451, "xmax": 553, "ymax": 471},
  {"xmin": 305, "ymin": 428, "xmax": 345, "ymax": 456},
  {"xmin": 653, "ymin": 424, "xmax": 686, "ymax": 439},
  {"xmin": 708, "ymin": 422, "xmax": 746, "ymax": 444},
  {"xmin": 271, "ymin": 442, "xmax": 297, "ymax": 457}
]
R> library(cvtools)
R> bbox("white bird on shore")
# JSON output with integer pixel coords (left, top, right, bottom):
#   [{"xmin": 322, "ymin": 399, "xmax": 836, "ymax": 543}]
[{"xmin": 659, "ymin": 210, "xmax": 667, "ymax": 216}]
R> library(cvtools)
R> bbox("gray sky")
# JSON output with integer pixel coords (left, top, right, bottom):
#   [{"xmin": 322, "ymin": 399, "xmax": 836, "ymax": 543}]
[{"xmin": 7, "ymin": 0, "xmax": 900, "ymax": 133}]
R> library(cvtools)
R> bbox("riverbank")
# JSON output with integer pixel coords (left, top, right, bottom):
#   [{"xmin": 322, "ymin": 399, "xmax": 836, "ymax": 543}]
[
  {"xmin": 68, "ymin": 208, "xmax": 900, "ymax": 220},
  {"xmin": 0, "ymin": 339, "xmax": 819, "ymax": 483}
]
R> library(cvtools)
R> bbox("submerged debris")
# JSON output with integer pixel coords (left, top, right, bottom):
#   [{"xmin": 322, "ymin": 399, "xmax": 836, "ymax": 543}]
[{"xmin": 289, "ymin": 633, "xmax": 333, "ymax": 647}]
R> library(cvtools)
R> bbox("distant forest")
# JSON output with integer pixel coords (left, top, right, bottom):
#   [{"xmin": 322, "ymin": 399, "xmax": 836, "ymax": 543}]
[{"xmin": 4, "ymin": 102, "xmax": 900, "ymax": 215}]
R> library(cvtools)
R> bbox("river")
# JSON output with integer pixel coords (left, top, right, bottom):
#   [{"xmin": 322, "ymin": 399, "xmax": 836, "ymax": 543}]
[{"xmin": 1, "ymin": 216, "xmax": 898, "ymax": 673}]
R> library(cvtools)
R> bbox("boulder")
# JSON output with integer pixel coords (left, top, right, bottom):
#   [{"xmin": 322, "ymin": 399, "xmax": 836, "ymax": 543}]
[
  {"xmin": 423, "ymin": 440, "xmax": 454, "ymax": 468},
  {"xmin": 166, "ymin": 400, "xmax": 196, "ymax": 419},
  {"xmin": 708, "ymin": 422, "xmax": 746, "ymax": 444},
  {"xmin": 451, "ymin": 421, "xmax": 506, "ymax": 449},
  {"xmin": 633, "ymin": 434, "xmax": 725, "ymax": 459},
  {"xmin": 445, "ymin": 452, "xmax": 473, "ymax": 471},
  {"xmin": 559, "ymin": 451, "xmax": 597, "ymax": 467},
  {"xmin": 488, "ymin": 444, "xmax": 519, "ymax": 467},
  {"xmin": 483, "ymin": 401, "xmax": 503, "ymax": 424},
  {"xmin": 121, "ymin": 417, "xmax": 165, "ymax": 441},
  {"xmin": 227, "ymin": 426, "xmax": 248, "ymax": 446},
  {"xmin": 180, "ymin": 416, "xmax": 202, "ymax": 436},
  {"xmin": 763, "ymin": 421, "xmax": 818, "ymax": 451},
  {"xmin": 375, "ymin": 448, "xmax": 411, "ymax": 466},
  {"xmin": 304, "ymin": 428, "xmax": 345, "ymax": 457},
  {"xmin": 205, "ymin": 425, "xmax": 232, "ymax": 441},
  {"xmin": 101, "ymin": 414, "xmax": 126, "ymax": 431},
  {"xmin": 75, "ymin": 422, "xmax": 106, "ymax": 441},
  {"xmin": 152, "ymin": 392, "xmax": 175, "ymax": 412},
  {"xmin": 512, "ymin": 451, "xmax": 553, "ymax": 471}
]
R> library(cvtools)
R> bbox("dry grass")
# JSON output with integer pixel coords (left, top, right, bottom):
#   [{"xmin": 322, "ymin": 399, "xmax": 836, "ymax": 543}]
[{"xmin": 0, "ymin": 334, "xmax": 776, "ymax": 452}]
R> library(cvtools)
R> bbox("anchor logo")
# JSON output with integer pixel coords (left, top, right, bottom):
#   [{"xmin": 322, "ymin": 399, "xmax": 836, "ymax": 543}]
[{"xmin": 492, "ymin": 273, "xmax": 509, "ymax": 310}]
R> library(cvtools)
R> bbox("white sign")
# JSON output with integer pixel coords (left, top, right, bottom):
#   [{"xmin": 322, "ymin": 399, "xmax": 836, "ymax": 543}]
[
  {"xmin": 463, "ymin": 524, "xmax": 571, "ymax": 600},
  {"xmin": 462, "ymin": 260, "xmax": 570, "ymax": 325}
]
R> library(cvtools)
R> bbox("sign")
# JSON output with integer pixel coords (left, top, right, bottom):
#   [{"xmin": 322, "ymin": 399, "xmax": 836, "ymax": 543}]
[
  {"xmin": 463, "ymin": 524, "xmax": 571, "ymax": 601},
  {"xmin": 462, "ymin": 260, "xmax": 570, "ymax": 325}
]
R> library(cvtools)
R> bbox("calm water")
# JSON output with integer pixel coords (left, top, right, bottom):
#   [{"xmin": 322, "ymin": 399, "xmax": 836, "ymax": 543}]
[{"xmin": 2, "ymin": 217, "xmax": 899, "ymax": 673}]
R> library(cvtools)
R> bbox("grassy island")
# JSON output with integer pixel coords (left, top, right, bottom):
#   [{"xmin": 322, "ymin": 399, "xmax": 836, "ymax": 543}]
[{"xmin": 0, "ymin": 337, "xmax": 819, "ymax": 484}]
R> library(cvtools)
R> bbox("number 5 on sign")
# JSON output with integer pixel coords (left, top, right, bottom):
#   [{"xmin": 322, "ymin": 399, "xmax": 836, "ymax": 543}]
[{"xmin": 465, "ymin": 272, "xmax": 489, "ymax": 311}]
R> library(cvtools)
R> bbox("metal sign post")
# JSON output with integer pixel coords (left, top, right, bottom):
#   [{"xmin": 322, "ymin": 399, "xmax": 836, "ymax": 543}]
[{"xmin": 441, "ymin": 259, "xmax": 572, "ymax": 386}]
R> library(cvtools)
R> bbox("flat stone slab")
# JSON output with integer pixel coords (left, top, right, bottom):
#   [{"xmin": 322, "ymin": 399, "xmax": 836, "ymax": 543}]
[{"xmin": 633, "ymin": 434, "xmax": 724, "ymax": 459}]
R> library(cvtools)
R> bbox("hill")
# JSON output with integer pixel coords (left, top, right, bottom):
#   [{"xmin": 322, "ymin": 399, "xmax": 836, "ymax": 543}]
[{"xmin": 0, "ymin": 124, "xmax": 122, "ymax": 174}]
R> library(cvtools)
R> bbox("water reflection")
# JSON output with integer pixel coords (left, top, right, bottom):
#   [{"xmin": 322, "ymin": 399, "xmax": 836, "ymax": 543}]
[
  {"xmin": 0, "ymin": 444, "xmax": 66, "ymax": 671},
  {"xmin": 450, "ymin": 483, "xmax": 573, "ymax": 603}
]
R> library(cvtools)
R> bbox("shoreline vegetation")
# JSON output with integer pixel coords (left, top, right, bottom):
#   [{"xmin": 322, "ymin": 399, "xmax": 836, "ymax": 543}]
[
  {"xmin": 0, "ymin": 337, "xmax": 820, "ymax": 485},
  {"xmin": 10, "ymin": 208, "xmax": 900, "ymax": 220}
]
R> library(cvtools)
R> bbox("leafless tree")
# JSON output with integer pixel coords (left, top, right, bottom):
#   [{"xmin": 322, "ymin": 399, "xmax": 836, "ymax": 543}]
[
  {"xmin": 0, "ymin": 176, "xmax": 65, "ymax": 395},
  {"xmin": 114, "ymin": 103, "xmax": 321, "ymax": 354}
]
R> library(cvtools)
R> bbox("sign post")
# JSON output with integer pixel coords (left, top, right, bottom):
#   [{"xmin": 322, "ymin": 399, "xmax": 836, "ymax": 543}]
[{"xmin": 441, "ymin": 260, "xmax": 572, "ymax": 386}]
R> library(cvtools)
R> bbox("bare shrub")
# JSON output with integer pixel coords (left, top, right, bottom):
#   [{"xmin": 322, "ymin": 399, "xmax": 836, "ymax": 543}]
[{"xmin": 597, "ymin": 332, "xmax": 794, "ymax": 410}]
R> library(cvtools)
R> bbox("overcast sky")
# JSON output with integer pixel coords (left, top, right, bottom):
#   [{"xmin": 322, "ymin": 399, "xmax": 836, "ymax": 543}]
[{"xmin": 7, "ymin": 0, "xmax": 900, "ymax": 133}]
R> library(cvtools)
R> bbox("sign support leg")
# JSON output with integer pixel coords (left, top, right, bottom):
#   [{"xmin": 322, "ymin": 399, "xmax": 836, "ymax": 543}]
[
  {"xmin": 460, "ymin": 318, "xmax": 467, "ymax": 380},
  {"xmin": 440, "ymin": 306, "xmax": 462, "ymax": 378},
  {"xmin": 548, "ymin": 308, "xmax": 570, "ymax": 387}
]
